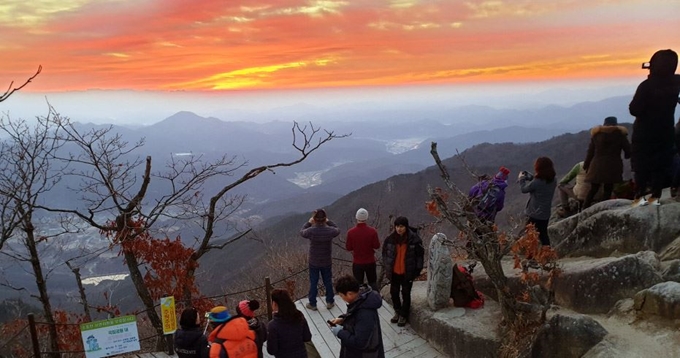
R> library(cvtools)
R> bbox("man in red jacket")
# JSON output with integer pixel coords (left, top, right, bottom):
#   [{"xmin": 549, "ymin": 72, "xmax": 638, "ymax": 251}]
[{"xmin": 346, "ymin": 208, "xmax": 381, "ymax": 291}]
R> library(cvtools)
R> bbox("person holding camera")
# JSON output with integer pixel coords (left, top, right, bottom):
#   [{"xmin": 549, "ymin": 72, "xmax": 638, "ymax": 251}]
[
  {"xmin": 519, "ymin": 157, "xmax": 557, "ymax": 246},
  {"xmin": 629, "ymin": 49, "xmax": 680, "ymax": 206},
  {"xmin": 300, "ymin": 208, "xmax": 341, "ymax": 310}
]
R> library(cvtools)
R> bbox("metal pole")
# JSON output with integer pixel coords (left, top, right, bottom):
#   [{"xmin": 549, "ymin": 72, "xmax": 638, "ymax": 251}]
[
  {"xmin": 265, "ymin": 276, "xmax": 272, "ymax": 321},
  {"xmin": 166, "ymin": 334, "xmax": 175, "ymax": 355},
  {"xmin": 27, "ymin": 313, "xmax": 41, "ymax": 358}
]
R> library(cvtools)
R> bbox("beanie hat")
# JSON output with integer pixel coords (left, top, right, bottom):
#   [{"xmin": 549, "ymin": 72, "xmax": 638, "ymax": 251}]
[
  {"xmin": 208, "ymin": 306, "xmax": 231, "ymax": 323},
  {"xmin": 393, "ymin": 216, "xmax": 409, "ymax": 228},
  {"xmin": 355, "ymin": 208, "xmax": 369, "ymax": 221},
  {"xmin": 495, "ymin": 166, "xmax": 510, "ymax": 181},
  {"xmin": 648, "ymin": 49, "xmax": 678, "ymax": 77},
  {"xmin": 313, "ymin": 209, "xmax": 327, "ymax": 222},
  {"xmin": 603, "ymin": 116, "xmax": 617, "ymax": 126},
  {"xmin": 237, "ymin": 300, "xmax": 260, "ymax": 319}
]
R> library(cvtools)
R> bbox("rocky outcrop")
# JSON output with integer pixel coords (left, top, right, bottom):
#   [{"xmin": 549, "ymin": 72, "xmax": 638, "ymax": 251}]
[
  {"xmin": 659, "ymin": 235, "xmax": 680, "ymax": 261},
  {"xmin": 409, "ymin": 281, "xmax": 501, "ymax": 358},
  {"xmin": 553, "ymin": 251, "xmax": 663, "ymax": 314},
  {"xmin": 426, "ymin": 233, "xmax": 452, "ymax": 311},
  {"xmin": 633, "ymin": 281, "xmax": 680, "ymax": 321},
  {"xmin": 549, "ymin": 199, "xmax": 680, "ymax": 258},
  {"xmin": 531, "ymin": 314, "xmax": 608, "ymax": 358},
  {"xmin": 661, "ymin": 259, "xmax": 680, "ymax": 282}
]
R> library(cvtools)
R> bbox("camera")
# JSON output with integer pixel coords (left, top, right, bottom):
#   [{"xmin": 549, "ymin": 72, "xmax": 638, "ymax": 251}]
[{"xmin": 642, "ymin": 62, "xmax": 650, "ymax": 69}]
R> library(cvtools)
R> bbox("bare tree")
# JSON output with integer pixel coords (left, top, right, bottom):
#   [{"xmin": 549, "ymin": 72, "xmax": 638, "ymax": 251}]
[
  {"xmin": 0, "ymin": 66, "xmax": 42, "ymax": 103},
  {"xmin": 427, "ymin": 142, "xmax": 559, "ymax": 357},
  {"xmin": 37, "ymin": 117, "xmax": 347, "ymax": 349},
  {"xmin": 0, "ymin": 109, "xmax": 68, "ymax": 358}
]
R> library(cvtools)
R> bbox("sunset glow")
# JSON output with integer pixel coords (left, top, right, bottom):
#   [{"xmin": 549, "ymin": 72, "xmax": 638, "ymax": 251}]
[{"xmin": 1, "ymin": 0, "xmax": 678, "ymax": 92}]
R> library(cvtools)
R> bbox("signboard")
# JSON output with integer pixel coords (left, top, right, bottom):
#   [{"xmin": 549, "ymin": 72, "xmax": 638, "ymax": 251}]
[
  {"xmin": 160, "ymin": 296, "xmax": 177, "ymax": 334},
  {"xmin": 80, "ymin": 315, "xmax": 140, "ymax": 358}
]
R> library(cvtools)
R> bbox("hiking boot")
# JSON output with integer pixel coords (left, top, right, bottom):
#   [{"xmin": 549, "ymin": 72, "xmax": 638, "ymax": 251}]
[
  {"xmin": 631, "ymin": 197, "xmax": 647, "ymax": 207},
  {"xmin": 390, "ymin": 312, "xmax": 399, "ymax": 323},
  {"xmin": 647, "ymin": 197, "xmax": 660, "ymax": 206},
  {"xmin": 397, "ymin": 315, "xmax": 407, "ymax": 327},
  {"xmin": 305, "ymin": 302, "xmax": 318, "ymax": 311},
  {"xmin": 326, "ymin": 302, "xmax": 335, "ymax": 309}
]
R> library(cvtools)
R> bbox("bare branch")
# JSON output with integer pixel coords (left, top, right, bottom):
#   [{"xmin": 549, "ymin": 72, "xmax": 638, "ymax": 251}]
[{"xmin": 0, "ymin": 65, "xmax": 42, "ymax": 103}]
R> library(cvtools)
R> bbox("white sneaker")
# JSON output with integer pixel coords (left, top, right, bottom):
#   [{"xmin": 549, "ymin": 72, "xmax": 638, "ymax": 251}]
[{"xmin": 632, "ymin": 197, "xmax": 647, "ymax": 207}]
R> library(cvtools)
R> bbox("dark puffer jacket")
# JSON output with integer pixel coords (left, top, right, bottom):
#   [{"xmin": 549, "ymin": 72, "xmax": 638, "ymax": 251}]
[
  {"xmin": 300, "ymin": 221, "xmax": 340, "ymax": 267},
  {"xmin": 584, "ymin": 125, "xmax": 631, "ymax": 184},
  {"xmin": 245, "ymin": 317, "xmax": 268, "ymax": 358},
  {"xmin": 629, "ymin": 49, "xmax": 680, "ymax": 172},
  {"xmin": 174, "ymin": 327, "xmax": 209, "ymax": 358},
  {"xmin": 336, "ymin": 286, "xmax": 385, "ymax": 358},
  {"xmin": 382, "ymin": 228, "xmax": 424, "ymax": 281}
]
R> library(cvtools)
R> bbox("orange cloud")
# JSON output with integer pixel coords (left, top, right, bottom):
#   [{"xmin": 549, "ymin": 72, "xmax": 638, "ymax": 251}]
[{"xmin": 0, "ymin": 0, "xmax": 677, "ymax": 91}]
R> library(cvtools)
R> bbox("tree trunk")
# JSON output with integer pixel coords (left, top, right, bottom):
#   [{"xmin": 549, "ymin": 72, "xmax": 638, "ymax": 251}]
[
  {"xmin": 25, "ymin": 226, "xmax": 60, "ymax": 358},
  {"xmin": 479, "ymin": 252, "xmax": 518, "ymax": 325},
  {"xmin": 123, "ymin": 250, "xmax": 165, "ymax": 351},
  {"xmin": 68, "ymin": 264, "xmax": 92, "ymax": 321}
]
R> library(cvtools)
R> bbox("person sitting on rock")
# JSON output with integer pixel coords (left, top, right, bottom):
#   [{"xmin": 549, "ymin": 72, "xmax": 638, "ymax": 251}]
[
  {"xmin": 583, "ymin": 116, "xmax": 631, "ymax": 209},
  {"xmin": 556, "ymin": 161, "xmax": 591, "ymax": 217}
]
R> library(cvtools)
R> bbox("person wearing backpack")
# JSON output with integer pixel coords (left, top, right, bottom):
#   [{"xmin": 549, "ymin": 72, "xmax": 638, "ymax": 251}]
[
  {"xmin": 206, "ymin": 306, "xmax": 258, "ymax": 358},
  {"xmin": 234, "ymin": 300, "xmax": 267, "ymax": 358},
  {"xmin": 382, "ymin": 216, "xmax": 424, "ymax": 327},
  {"xmin": 328, "ymin": 275, "xmax": 385, "ymax": 358},
  {"xmin": 468, "ymin": 166, "xmax": 510, "ymax": 223}
]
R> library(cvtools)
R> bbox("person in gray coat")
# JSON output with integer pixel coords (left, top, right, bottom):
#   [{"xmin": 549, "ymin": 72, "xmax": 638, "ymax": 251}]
[
  {"xmin": 519, "ymin": 157, "xmax": 557, "ymax": 246},
  {"xmin": 300, "ymin": 209, "xmax": 341, "ymax": 310}
]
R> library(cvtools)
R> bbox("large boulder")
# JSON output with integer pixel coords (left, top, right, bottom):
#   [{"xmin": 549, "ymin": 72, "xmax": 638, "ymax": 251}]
[
  {"xmin": 426, "ymin": 233, "xmax": 453, "ymax": 310},
  {"xmin": 549, "ymin": 200, "xmax": 680, "ymax": 258},
  {"xmin": 531, "ymin": 314, "xmax": 608, "ymax": 358},
  {"xmin": 661, "ymin": 260, "xmax": 680, "ymax": 282},
  {"xmin": 633, "ymin": 281, "xmax": 680, "ymax": 321},
  {"xmin": 659, "ymin": 235, "xmax": 680, "ymax": 261},
  {"xmin": 553, "ymin": 252, "xmax": 663, "ymax": 314}
]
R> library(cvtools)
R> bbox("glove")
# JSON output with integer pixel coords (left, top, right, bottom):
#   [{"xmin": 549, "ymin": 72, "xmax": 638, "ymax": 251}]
[{"xmin": 330, "ymin": 325, "xmax": 343, "ymax": 336}]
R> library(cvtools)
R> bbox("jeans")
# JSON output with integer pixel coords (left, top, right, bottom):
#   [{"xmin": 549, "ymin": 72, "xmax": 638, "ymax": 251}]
[
  {"xmin": 309, "ymin": 265, "xmax": 334, "ymax": 306},
  {"xmin": 390, "ymin": 273, "xmax": 413, "ymax": 318},
  {"xmin": 352, "ymin": 262, "xmax": 378, "ymax": 291}
]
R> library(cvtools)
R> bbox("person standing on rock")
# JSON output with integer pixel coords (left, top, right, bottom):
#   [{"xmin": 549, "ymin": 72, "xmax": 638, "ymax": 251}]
[
  {"xmin": 346, "ymin": 208, "xmax": 381, "ymax": 291},
  {"xmin": 300, "ymin": 208, "xmax": 341, "ymax": 310},
  {"xmin": 582, "ymin": 116, "xmax": 631, "ymax": 209},
  {"xmin": 630, "ymin": 49, "xmax": 680, "ymax": 206},
  {"xmin": 382, "ymin": 216, "xmax": 424, "ymax": 327},
  {"xmin": 519, "ymin": 157, "xmax": 557, "ymax": 246}
]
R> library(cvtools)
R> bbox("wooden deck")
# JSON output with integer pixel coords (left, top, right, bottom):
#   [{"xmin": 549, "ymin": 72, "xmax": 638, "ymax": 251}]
[
  {"xmin": 129, "ymin": 295, "xmax": 443, "ymax": 358},
  {"xmin": 297, "ymin": 295, "xmax": 444, "ymax": 358}
]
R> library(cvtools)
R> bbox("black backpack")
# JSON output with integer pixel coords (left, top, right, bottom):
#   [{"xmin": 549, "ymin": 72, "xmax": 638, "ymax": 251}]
[{"xmin": 450, "ymin": 264, "xmax": 481, "ymax": 307}]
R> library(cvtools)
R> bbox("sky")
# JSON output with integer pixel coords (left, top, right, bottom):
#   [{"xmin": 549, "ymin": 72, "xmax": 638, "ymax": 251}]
[{"xmin": 0, "ymin": 0, "xmax": 678, "ymax": 124}]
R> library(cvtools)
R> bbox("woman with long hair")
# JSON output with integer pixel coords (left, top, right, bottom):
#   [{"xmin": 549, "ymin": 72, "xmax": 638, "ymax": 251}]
[
  {"xmin": 519, "ymin": 156, "xmax": 557, "ymax": 246},
  {"xmin": 174, "ymin": 307, "xmax": 209, "ymax": 358},
  {"xmin": 267, "ymin": 289, "xmax": 312, "ymax": 358}
]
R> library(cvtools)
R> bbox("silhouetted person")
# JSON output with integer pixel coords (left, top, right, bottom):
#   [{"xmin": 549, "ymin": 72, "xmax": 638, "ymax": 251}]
[
  {"xmin": 583, "ymin": 116, "xmax": 631, "ymax": 208},
  {"xmin": 630, "ymin": 49, "xmax": 680, "ymax": 206}
]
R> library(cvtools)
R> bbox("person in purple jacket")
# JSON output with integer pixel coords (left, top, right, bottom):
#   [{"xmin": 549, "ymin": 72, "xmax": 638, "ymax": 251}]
[
  {"xmin": 300, "ymin": 208, "xmax": 341, "ymax": 310},
  {"xmin": 468, "ymin": 166, "xmax": 510, "ymax": 223}
]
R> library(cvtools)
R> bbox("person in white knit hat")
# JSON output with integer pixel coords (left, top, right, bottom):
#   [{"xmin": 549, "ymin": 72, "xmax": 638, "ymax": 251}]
[{"xmin": 345, "ymin": 208, "xmax": 380, "ymax": 291}]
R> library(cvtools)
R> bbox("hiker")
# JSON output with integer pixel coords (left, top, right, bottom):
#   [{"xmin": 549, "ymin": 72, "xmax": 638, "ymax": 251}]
[
  {"xmin": 630, "ymin": 49, "xmax": 680, "ymax": 206},
  {"xmin": 174, "ymin": 307, "xmax": 210, "ymax": 358},
  {"xmin": 556, "ymin": 161, "xmax": 591, "ymax": 217},
  {"xmin": 328, "ymin": 275, "xmax": 385, "ymax": 358},
  {"xmin": 207, "ymin": 306, "xmax": 258, "ymax": 358},
  {"xmin": 382, "ymin": 216, "xmax": 424, "ymax": 327},
  {"xmin": 235, "ymin": 300, "xmax": 267, "ymax": 358},
  {"xmin": 300, "ymin": 208, "xmax": 341, "ymax": 310},
  {"xmin": 346, "ymin": 208, "xmax": 381, "ymax": 291},
  {"xmin": 583, "ymin": 116, "xmax": 631, "ymax": 209},
  {"xmin": 267, "ymin": 289, "xmax": 312, "ymax": 358},
  {"xmin": 672, "ymin": 119, "xmax": 680, "ymax": 200},
  {"xmin": 519, "ymin": 157, "xmax": 557, "ymax": 246},
  {"xmin": 468, "ymin": 166, "xmax": 510, "ymax": 223}
]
